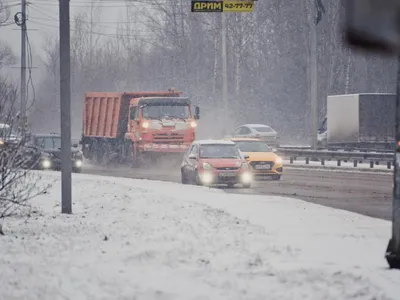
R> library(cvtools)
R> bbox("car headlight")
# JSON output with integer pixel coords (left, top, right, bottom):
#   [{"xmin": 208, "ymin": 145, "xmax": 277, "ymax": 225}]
[
  {"xmin": 190, "ymin": 121, "xmax": 197, "ymax": 128},
  {"xmin": 240, "ymin": 162, "xmax": 249, "ymax": 169},
  {"xmin": 41, "ymin": 159, "xmax": 51, "ymax": 169},
  {"xmin": 200, "ymin": 172, "xmax": 214, "ymax": 185},
  {"xmin": 202, "ymin": 162, "xmax": 213, "ymax": 170},
  {"xmin": 142, "ymin": 121, "xmax": 150, "ymax": 129},
  {"xmin": 241, "ymin": 171, "xmax": 252, "ymax": 183},
  {"xmin": 275, "ymin": 156, "xmax": 283, "ymax": 164}
]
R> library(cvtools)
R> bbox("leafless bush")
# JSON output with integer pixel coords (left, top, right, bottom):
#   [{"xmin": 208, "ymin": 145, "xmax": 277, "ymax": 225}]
[
  {"xmin": 0, "ymin": 77, "xmax": 51, "ymax": 235},
  {"xmin": 0, "ymin": 0, "xmax": 11, "ymax": 27}
]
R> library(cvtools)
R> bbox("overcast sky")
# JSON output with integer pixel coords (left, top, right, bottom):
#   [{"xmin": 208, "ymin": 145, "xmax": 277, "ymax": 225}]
[{"xmin": 1, "ymin": 0, "xmax": 129, "ymax": 81}]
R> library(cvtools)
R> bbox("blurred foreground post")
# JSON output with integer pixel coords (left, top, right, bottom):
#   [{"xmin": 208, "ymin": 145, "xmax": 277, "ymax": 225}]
[
  {"xmin": 341, "ymin": 0, "xmax": 400, "ymax": 268},
  {"xmin": 385, "ymin": 56, "xmax": 400, "ymax": 268},
  {"xmin": 59, "ymin": 0, "xmax": 72, "ymax": 214}
]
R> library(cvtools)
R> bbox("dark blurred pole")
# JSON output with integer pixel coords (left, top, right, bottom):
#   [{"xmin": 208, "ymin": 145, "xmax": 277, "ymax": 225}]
[
  {"xmin": 59, "ymin": 0, "xmax": 72, "ymax": 214},
  {"xmin": 20, "ymin": 0, "xmax": 26, "ymax": 137},
  {"xmin": 221, "ymin": 12, "xmax": 228, "ymax": 135},
  {"xmin": 386, "ymin": 55, "xmax": 400, "ymax": 269}
]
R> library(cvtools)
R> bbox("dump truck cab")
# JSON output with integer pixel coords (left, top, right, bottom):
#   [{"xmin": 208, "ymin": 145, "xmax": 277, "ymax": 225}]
[{"xmin": 126, "ymin": 96, "xmax": 199, "ymax": 153}]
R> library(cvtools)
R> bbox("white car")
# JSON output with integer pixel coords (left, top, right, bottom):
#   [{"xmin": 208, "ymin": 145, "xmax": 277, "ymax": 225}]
[{"xmin": 230, "ymin": 124, "xmax": 279, "ymax": 146}]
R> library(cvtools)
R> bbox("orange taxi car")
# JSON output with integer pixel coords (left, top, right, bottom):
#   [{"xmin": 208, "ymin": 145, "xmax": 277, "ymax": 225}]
[{"xmin": 225, "ymin": 137, "xmax": 283, "ymax": 180}]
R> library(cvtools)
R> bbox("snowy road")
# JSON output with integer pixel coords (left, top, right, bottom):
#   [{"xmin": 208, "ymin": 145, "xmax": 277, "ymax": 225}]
[
  {"xmin": 82, "ymin": 164, "xmax": 393, "ymax": 220},
  {"xmin": 1, "ymin": 172, "xmax": 399, "ymax": 300}
]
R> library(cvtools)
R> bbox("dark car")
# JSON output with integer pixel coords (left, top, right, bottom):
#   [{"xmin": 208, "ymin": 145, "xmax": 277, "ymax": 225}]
[{"xmin": 26, "ymin": 133, "xmax": 83, "ymax": 173}]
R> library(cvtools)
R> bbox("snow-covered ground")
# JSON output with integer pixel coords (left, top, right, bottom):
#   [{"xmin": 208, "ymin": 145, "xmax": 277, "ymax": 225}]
[{"xmin": 0, "ymin": 171, "xmax": 399, "ymax": 300}]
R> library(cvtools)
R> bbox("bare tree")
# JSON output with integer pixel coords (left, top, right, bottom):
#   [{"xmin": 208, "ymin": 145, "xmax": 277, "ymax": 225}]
[
  {"xmin": 0, "ymin": 77, "xmax": 51, "ymax": 235},
  {"xmin": 0, "ymin": 42, "xmax": 15, "ymax": 70},
  {"xmin": 0, "ymin": 0, "xmax": 11, "ymax": 27}
]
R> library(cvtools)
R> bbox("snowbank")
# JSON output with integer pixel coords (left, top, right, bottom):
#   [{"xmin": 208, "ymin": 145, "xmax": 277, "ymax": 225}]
[{"xmin": 0, "ymin": 171, "xmax": 399, "ymax": 300}]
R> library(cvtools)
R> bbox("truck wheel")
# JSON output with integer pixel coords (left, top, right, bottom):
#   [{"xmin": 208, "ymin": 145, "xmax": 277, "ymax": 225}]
[
  {"xmin": 131, "ymin": 153, "xmax": 141, "ymax": 168},
  {"xmin": 273, "ymin": 175, "xmax": 281, "ymax": 181}
]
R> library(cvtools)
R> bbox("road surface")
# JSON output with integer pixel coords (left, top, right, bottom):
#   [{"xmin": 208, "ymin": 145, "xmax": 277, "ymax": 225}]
[{"xmin": 82, "ymin": 164, "xmax": 393, "ymax": 220}]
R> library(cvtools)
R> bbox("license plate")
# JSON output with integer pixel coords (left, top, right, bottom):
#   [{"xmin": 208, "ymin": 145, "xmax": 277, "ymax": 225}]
[
  {"xmin": 219, "ymin": 172, "xmax": 237, "ymax": 177},
  {"xmin": 255, "ymin": 164, "xmax": 271, "ymax": 170}
]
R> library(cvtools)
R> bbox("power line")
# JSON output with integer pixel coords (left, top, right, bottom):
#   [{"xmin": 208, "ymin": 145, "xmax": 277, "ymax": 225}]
[
  {"xmin": 28, "ymin": 19, "xmax": 158, "ymax": 38},
  {"xmin": 27, "ymin": 3, "xmax": 160, "ymax": 33},
  {"xmin": 29, "ymin": 0, "xmax": 188, "ymax": 8}
]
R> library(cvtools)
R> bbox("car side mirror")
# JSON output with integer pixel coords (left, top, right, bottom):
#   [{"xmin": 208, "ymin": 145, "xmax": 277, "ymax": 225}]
[
  {"xmin": 72, "ymin": 143, "xmax": 78, "ymax": 148},
  {"xmin": 243, "ymin": 154, "xmax": 250, "ymax": 160},
  {"xmin": 188, "ymin": 153, "xmax": 197, "ymax": 160}
]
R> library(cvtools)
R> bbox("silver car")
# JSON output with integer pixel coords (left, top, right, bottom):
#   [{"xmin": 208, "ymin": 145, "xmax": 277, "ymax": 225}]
[{"xmin": 230, "ymin": 124, "xmax": 279, "ymax": 146}]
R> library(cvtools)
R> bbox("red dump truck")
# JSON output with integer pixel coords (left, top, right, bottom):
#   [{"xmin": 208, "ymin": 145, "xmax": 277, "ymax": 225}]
[{"xmin": 80, "ymin": 90, "xmax": 200, "ymax": 167}]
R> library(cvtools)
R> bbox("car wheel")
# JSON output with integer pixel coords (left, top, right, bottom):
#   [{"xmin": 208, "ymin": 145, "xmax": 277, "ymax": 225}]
[
  {"xmin": 227, "ymin": 183, "xmax": 235, "ymax": 188},
  {"xmin": 242, "ymin": 183, "xmax": 251, "ymax": 188},
  {"xmin": 273, "ymin": 175, "xmax": 281, "ymax": 181},
  {"xmin": 195, "ymin": 171, "xmax": 202, "ymax": 186},
  {"xmin": 181, "ymin": 169, "xmax": 189, "ymax": 184}
]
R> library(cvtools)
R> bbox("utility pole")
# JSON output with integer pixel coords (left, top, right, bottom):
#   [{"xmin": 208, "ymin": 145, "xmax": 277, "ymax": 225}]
[
  {"xmin": 20, "ymin": 0, "xmax": 27, "ymax": 137},
  {"xmin": 309, "ymin": 0, "xmax": 318, "ymax": 150},
  {"xmin": 59, "ymin": 0, "xmax": 72, "ymax": 214},
  {"xmin": 221, "ymin": 12, "xmax": 228, "ymax": 135},
  {"xmin": 385, "ymin": 55, "xmax": 400, "ymax": 269}
]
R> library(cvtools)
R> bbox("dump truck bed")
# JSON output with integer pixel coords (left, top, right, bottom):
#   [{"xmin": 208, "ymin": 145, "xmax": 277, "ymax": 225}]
[{"xmin": 83, "ymin": 92, "xmax": 126, "ymax": 138}]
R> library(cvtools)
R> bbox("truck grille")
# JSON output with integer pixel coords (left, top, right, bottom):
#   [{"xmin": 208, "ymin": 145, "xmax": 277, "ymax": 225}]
[{"xmin": 152, "ymin": 133, "xmax": 184, "ymax": 143}]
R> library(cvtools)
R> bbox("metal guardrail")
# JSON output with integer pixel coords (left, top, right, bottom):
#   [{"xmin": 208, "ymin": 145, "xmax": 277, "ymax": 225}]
[{"xmin": 277, "ymin": 148, "xmax": 395, "ymax": 169}]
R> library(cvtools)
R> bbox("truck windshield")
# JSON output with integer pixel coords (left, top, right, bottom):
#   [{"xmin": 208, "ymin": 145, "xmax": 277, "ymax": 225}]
[{"xmin": 142, "ymin": 105, "xmax": 190, "ymax": 120}]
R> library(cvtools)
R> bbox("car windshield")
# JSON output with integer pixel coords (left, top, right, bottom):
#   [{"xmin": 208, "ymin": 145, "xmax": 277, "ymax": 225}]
[
  {"xmin": 252, "ymin": 126, "xmax": 274, "ymax": 133},
  {"xmin": 199, "ymin": 144, "xmax": 241, "ymax": 159},
  {"xmin": 235, "ymin": 141, "xmax": 272, "ymax": 152},
  {"xmin": 142, "ymin": 105, "xmax": 190, "ymax": 119},
  {"xmin": 35, "ymin": 136, "xmax": 61, "ymax": 149}
]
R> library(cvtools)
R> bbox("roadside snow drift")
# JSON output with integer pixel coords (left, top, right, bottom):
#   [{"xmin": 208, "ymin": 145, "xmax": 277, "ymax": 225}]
[{"xmin": 0, "ymin": 171, "xmax": 399, "ymax": 300}]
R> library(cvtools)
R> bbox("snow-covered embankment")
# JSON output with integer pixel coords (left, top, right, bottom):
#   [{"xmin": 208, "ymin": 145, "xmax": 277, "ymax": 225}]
[{"xmin": 0, "ymin": 171, "xmax": 399, "ymax": 300}]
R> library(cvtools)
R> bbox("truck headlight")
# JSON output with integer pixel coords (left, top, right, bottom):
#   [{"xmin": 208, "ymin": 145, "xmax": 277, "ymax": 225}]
[
  {"xmin": 142, "ymin": 121, "xmax": 150, "ymax": 129},
  {"xmin": 190, "ymin": 121, "xmax": 197, "ymax": 128},
  {"xmin": 275, "ymin": 156, "xmax": 283, "ymax": 164}
]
